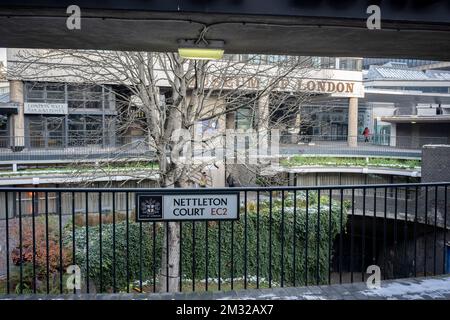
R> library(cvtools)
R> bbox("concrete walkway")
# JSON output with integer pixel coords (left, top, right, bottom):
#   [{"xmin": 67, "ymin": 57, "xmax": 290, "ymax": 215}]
[
  {"xmin": 1, "ymin": 275, "xmax": 449, "ymax": 300},
  {"xmin": 281, "ymin": 141, "xmax": 421, "ymax": 159}
]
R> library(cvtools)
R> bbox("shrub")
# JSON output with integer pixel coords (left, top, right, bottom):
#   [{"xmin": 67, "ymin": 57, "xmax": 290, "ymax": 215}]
[
  {"xmin": 9, "ymin": 263, "xmax": 71, "ymax": 294},
  {"xmin": 69, "ymin": 191, "xmax": 347, "ymax": 291},
  {"xmin": 9, "ymin": 216, "xmax": 72, "ymax": 293},
  {"xmin": 66, "ymin": 220, "xmax": 163, "ymax": 292},
  {"xmin": 73, "ymin": 212, "xmax": 128, "ymax": 227}
]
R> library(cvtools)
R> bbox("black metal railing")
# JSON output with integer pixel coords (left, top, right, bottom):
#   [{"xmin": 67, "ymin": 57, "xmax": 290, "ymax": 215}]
[
  {"xmin": 0, "ymin": 133, "xmax": 446, "ymax": 163},
  {"xmin": 0, "ymin": 182, "xmax": 448, "ymax": 295}
]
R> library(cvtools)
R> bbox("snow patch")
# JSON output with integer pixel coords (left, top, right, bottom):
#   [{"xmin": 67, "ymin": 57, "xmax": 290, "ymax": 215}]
[{"xmin": 361, "ymin": 278, "xmax": 450, "ymax": 299}]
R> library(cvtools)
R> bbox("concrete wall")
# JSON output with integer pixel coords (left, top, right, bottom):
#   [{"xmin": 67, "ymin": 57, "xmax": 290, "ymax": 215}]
[
  {"xmin": 396, "ymin": 123, "xmax": 450, "ymax": 148},
  {"xmin": 336, "ymin": 216, "xmax": 450, "ymax": 278},
  {"xmin": 422, "ymin": 144, "xmax": 450, "ymax": 183}
]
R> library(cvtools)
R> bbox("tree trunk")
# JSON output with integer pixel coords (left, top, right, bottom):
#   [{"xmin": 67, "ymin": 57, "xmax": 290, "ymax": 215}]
[
  {"xmin": 159, "ymin": 221, "xmax": 181, "ymax": 292},
  {"xmin": 158, "ymin": 175, "xmax": 185, "ymax": 293}
]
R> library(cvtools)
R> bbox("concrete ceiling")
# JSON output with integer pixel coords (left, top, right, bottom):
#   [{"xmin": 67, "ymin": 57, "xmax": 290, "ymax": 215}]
[{"xmin": 0, "ymin": 1, "xmax": 450, "ymax": 60}]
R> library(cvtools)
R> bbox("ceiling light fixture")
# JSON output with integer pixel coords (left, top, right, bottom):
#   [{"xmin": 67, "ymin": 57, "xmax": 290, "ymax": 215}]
[{"xmin": 177, "ymin": 39, "xmax": 225, "ymax": 60}]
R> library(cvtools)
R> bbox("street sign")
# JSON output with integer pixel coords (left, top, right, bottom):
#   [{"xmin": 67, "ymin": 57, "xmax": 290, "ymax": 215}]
[{"xmin": 136, "ymin": 191, "xmax": 239, "ymax": 222}]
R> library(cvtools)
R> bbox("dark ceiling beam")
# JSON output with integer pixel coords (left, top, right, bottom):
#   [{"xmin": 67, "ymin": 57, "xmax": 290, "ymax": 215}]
[{"xmin": 0, "ymin": 1, "xmax": 449, "ymax": 60}]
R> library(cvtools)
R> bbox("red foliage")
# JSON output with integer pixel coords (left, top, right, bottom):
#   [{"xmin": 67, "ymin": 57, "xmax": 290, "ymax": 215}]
[{"xmin": 10, "ymin": 219, "xmax": 72, "ymax": 276}]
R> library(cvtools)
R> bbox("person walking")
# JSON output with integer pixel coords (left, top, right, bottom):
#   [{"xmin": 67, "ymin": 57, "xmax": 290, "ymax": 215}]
[{"xmin": 362, "ymin": 127, "xmax": 370, "ymax": 142}]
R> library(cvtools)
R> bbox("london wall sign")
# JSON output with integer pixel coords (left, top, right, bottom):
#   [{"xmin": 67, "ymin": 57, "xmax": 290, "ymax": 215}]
[
  {"xmin": 136, "ymin": 191, "xmax": 240, "ymax": 222},
  {"xmin": 24, "ymin": 102, "xmax": 68, "ymax": 115}
]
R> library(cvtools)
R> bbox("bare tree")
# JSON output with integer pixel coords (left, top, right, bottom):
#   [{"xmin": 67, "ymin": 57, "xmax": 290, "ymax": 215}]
[{"xmin": 8, "ymin": 49, "xmax": 335, "ymax": 291}]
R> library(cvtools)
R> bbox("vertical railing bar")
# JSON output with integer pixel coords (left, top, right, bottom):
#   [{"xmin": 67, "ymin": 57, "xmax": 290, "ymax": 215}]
[
  {"xmin": 373, "ymin": 187, "xmax": 377, "ymax": 267},
  {"xmin": 244, "ymin": 191, "xmax": 248, "ymax": 289},
  {"xmin": 424, "ymin": 186, "xmax": 428, "ymax": 277},
  {"xmin": 230, "ymin": 220, "xmax": 235, "ymax": 290},
  {"xmin": 281, "ymin": 190, "xmax": 285, "ymax": 287},
  {"xmin": 403, "ymin": 187, "xmax": 408, "ymax": 278},
  {"xmin": 84, "ymin": 192, "xmax": 89, "ymax": 293},
  {"xmin": 328, "ymin": 189, "xmax": 332, "ymax": 285},
  {"xmin": 433, "ymin": 186, "xmax": 438, "ymax": 276},
  {"xmin": 414, "ymin": 186, "xmax": 418, "ymax": 278},
  {"xmin": 443, "ymin": 186, "xmax": 447, "ymax": 275},
  {"xmin": 293, "ymin": 189, "xmax": 297, "ymax": 286},
  {"xmin": 58, "ymin": 191, "xmax": 63, "ymax": 293},
  {"xmin": 179, "ymin": 221, "xmax": 183, "ymax": 292},
  {"xmin": 98, "ymin": 192, "xmax": 103, "ymax": 292},
  {"xmin": 205, "ymin": 220, "xmax": 209, "ymax": 292},
  {"xmin": 361, "ymin": 188, "xmax": 366, "ymax": 282},
  {"xmin": 305, "ymin": 189, "xmax": 309, "ymax": 286},
  {"xmin": 383, "ymin": 187, "xmax": 387, "ymax": 280},
  {"xmin": 192, "ymin": 221, "xmax": 195, "ymax": 292},
  {"xmin": 166, "ymin": 222, "xmax": 169, "ymax": 293},
  {"xmin": 126, "ymin": 192, "xmax": 130, "ymax": 293},
  {"xmin": 152, "ymin": 222, "xmax": 156, "ymax": 293},
  {"xmin": 18, "ymin": 192, "xmax": 23, "ymax": 294},
  {"xmin": 72, "ymin": 191, "xmax": 76, "ymax": 294},
  {"xmin": 393, "ymin": 187, "xmax": 398, "ymax": 279},
  {"xmin": 350, "ymin": 188, "xmax": 355, "ymax": 283},
  {"xmin": 218, "ymin": 220, "xmax": 221, "ymax": 291},
  {"xmin": 138, "ymin": 220, "xmax": 143, "ymax": 292},
  {"xmin": 268, "ymin": 191, "xmax": 272, "ymax": 288},
  {"xmin": 339, "ymin": 189, "xmax": 343, "ymax": 285},
  {"xmin": 4, "ymin": 192, "xmax": 9, "ymax": 294},
  {"xmin": 32, "ymin": 190, "xmax": 36, "ymax": 293},
  {"xmin": 316, "ymin": 189, "xmax": 320, "ymax": 285},
  {"xmin": 112, "ymin": 192, "xmax": 116, "ymax": 293},
  {"xmin": 256, "ymin": 190, "xmax": 260, "ymax": 289}
]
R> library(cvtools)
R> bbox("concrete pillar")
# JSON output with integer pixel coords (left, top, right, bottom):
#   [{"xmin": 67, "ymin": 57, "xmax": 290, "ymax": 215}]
[
  {"xmin": 209, "ymin": 163, "xmax": 226, "ymax": 187},
  {"xmin": 9, "ymin": 80, "xmax": 25, "ymax": 149},
  {"xmin": 390, "ymin": 123, "xmax": 396, "ymax": 147},
  {"xmin": 347, "ymin": 97, "xmax": 358, "ymax": 147},
  {"xmin": 257, "ymin": 93, "xmax": 270, "ymax": 154}
]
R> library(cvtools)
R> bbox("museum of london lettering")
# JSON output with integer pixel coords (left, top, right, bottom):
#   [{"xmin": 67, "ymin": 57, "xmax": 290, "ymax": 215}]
[{"xmin": 203, "ymin": 75, "xmax": 358, "ymax": 95}]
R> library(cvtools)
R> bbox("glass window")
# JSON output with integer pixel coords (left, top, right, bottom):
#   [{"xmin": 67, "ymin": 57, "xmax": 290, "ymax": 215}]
[
  {"xmin": 46, "ymin": 91, "xmax": 65, "ymax": 102},
  {"xmin": 68, "ymin": 115, "xmax": 103, "ymax": 146},
  {"xmin": 321, "ymin": 57, "xmax": 336, "ymax": 69},
  {"xmin": 338, "ymin": 58, "xmax": 362, "ymax": 71},
  {"xmin": 26, "ymin": 82, "xmax": 65, "ymax": 103},
  {"xmin": 236, "ymin": 107, "xmax": 253, "ymax": 130},
  {"xmin": 28, "ymin": 116, "xmax": 64, "ymax": 148},
  {"xmin": 67, "ymin": 84, "xmax": 104, "ymax": 110}
]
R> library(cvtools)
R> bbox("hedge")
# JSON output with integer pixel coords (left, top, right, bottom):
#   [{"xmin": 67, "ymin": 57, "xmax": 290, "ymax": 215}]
[{"xmin": 67, "ymin": 191, "xmax": 348, "ymax": 291}]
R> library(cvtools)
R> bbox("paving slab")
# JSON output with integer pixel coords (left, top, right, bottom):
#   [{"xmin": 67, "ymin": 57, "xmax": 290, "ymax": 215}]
[{"xmin": 1, "ymin": 275, "xmax": 449, "ymax": 300}]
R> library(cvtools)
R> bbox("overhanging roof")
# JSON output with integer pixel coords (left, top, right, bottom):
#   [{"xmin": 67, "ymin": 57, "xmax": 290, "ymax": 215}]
[
  {"xmin": 0, "ymin": 102, "xmax": 18, "ymax": 114},
  {"xmin": 0, "ymin": 1, "xmax": 450, "ymax": 60},
  {"xmin": 381, "ymin": 115, "xmax": 450, "ymax": 123},
  {"xmin": 362, "ymin": 89, "xmax": 450, "ymax": 104}
]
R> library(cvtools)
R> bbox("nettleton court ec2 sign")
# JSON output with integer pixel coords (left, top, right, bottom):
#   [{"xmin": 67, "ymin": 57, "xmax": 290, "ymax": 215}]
[{"xmin": 136, "ymin": 191, "xmax": 239, "ymax": 222}]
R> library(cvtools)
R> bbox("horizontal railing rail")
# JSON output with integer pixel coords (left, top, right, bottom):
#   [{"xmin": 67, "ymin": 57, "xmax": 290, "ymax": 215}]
[
  {"xmin": 0, "ymin": 182, "xmax": 448, "ymax": 295},
  {"xmin": 0, "ymin": 133, "xmax": 442, "ymax": 163},
  {"xmin": 0, "ymin": 134, "xmax": 447, "ymax": 150},
  {"xmin": 0, "ymin": 182, "xmax": 449, "ymax": 192}
]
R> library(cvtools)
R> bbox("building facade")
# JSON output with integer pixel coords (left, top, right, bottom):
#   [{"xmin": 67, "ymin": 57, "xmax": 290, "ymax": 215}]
[
  {"xmin": 362, "ymin": 62, "xmax": 450, "ymax": 148},
  {"xmin": 4, "ymin": 50, "xmax": 365, "ymax": 150},
  {"xmin": 2, "ymin": 50, "xmax": 450, "ymax": 189}
]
